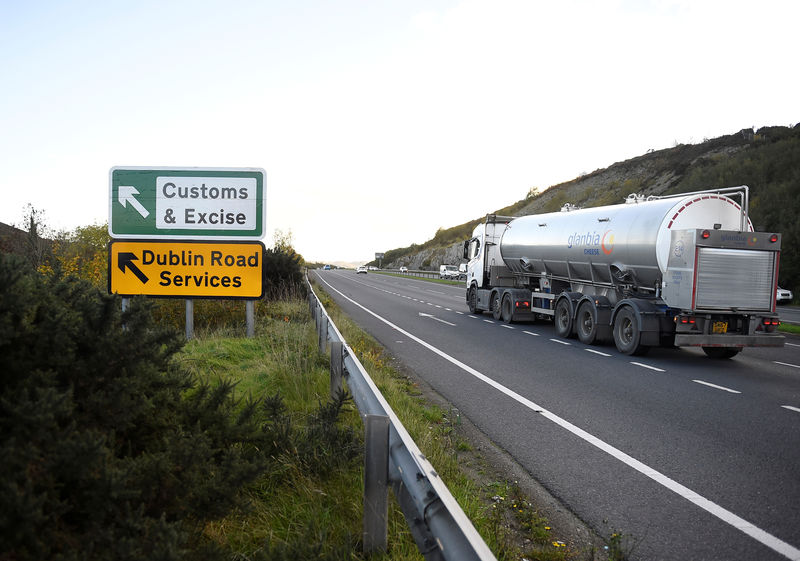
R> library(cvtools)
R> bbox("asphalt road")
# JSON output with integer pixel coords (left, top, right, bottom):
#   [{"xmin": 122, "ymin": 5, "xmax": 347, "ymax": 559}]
[
  {"xmin": 777, "ymin": 304, "xmax": 800, "ymax": 325},
  {"xmin": 313, "ymin": 269, "xmax": 800, "ymax": 561}
]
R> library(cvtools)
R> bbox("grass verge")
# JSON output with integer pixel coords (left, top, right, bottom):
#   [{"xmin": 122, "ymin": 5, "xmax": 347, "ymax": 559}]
[
  {"xmin": 778, "ymin": 322, "xmax": 800, "ymax": 335},
  {"xmin": 178, "ymin": 291, "xmax": 607, "ymax": 560}
]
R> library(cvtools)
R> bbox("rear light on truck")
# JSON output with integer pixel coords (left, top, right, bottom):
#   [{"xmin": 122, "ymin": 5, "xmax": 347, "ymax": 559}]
[
  {"xmin": 761, "ymin": 318, "xmax": 780, "ymax": 333},
  {"xmin": 770, "ymin": 234, "xmax": 779, "ymax": 243},
  {"xmin": 701, "ymin": 230, "xmax": 711, "ymax": 239},
  {"xmin": 679, "ymin": 316, "xmax": 696, "ymax": 324}
]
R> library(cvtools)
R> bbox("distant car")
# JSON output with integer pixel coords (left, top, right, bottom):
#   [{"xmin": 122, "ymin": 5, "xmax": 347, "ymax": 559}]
[
  {"xmin": 399, "ymin": 266, "xmax": 408, "ymax": 273},
  {"xmin": 356, "ymin": 266, "xmax": 368, "ymax": 274},
  {"xmin": 776, "ymin": 286, "xmax": 793, "ymax": 304},
  {"xmin": 323, "ymin": 264, "xmax": 331, "ymax": 270}
]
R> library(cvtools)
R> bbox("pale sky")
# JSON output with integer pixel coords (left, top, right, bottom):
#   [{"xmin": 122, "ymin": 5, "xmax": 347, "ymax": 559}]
[{"xmin": 1, "ymin": 0, "xmax": 797, "ymax": 263}]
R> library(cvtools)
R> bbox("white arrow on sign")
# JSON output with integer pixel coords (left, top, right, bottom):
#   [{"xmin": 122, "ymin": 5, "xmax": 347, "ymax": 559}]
[
  {"xmin": 118, "ymin": 185, "xmax": 150, "ymax": 219},
  {"xmin": 418, "ymin": 312, "xmax": 456, "ymax": 326}
]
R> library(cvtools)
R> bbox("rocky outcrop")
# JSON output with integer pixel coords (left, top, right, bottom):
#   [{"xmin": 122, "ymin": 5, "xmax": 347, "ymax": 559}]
[{"xmin": 387, "ymin": 242, "xmax": 465, "ymax": 271}]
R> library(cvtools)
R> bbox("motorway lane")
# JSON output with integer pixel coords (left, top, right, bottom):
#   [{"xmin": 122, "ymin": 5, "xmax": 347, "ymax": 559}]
[
  {"xmin": 313, "ymin": 270, "xmax": 800, "ymax": 561},
  {"xmin": 777, "ymin": 305, "xmax": 800, "ymax": 325}
]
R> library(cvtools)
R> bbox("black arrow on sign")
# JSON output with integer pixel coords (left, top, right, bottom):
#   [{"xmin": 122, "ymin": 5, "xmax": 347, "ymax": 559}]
[{"xmin": 118, "ymin": 252, "xmax": 149, "ymax": 284}]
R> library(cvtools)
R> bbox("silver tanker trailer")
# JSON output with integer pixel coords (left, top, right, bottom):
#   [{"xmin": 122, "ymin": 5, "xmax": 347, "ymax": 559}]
[{"xmin": 463, "ymin": 186, "xmax": 784, "ymax": 357}]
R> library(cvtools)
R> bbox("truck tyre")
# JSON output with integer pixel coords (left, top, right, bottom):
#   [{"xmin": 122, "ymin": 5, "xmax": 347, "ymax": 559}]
[
  {"xmin": 702, "ymin": 347, "xmax": 741, "ymax": 359},
  {"xmin": 501, "ymin": 293, "xmax": 514, "ymax": 324},
  {"xmin": 491, "ymin": 292, "xmax": 502, "ymax": 320},
  {"xmin": 576, "ymin": 300, "xmax": 599, "ymax": 344},
  {"xmin": 467, "ymin": 286, "xmax": 481, "ymax": 315},
  {"xmin": 554, "ymin": 297, "xmax": 573, "ymax": 338},
  {"xmin": 613, "ymin": 306, "xmax": 648, "ymax": 356}
]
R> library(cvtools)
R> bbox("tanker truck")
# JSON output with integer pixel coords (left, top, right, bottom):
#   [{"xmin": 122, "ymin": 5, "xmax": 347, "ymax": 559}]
[{"xmin": 463, "ymin": 186, "xmax": 784, "ymax": 358}]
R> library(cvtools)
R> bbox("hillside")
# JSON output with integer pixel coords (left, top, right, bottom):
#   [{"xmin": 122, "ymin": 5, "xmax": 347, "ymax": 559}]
[{"xmin": 376, "ymin": 125, "xmax": 800, "ymax": 291}]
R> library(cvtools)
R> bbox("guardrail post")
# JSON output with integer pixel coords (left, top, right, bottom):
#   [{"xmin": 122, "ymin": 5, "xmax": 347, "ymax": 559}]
[
  {"xmin": 309, "ymin": 291, "xmax": 316, "ymax": 318},
  {"xmin": 318, "ymin": 315, "xmax": 328, "ymax": 354},
  {"xmin": 330, "ymin": 341, "xmax": 343, "ymax": 399},
  {"xmin": 363, "ymin": 414, "xmax": 390, "ymax": 555}
]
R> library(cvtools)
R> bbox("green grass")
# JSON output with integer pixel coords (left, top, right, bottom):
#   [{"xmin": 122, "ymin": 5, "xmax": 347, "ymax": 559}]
[
  {"xmin": 176, "ymin": 293, "xmax": 589, "ymax": 560},
  {"xmin": 779, "ymin": 322, "xmax": 800, "ymax": 335}
]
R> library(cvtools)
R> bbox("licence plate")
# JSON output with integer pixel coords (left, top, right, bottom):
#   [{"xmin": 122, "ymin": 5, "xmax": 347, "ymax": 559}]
[{"xmin": 712, "ymin": 321, "xmax": 728, "ymax": 334}]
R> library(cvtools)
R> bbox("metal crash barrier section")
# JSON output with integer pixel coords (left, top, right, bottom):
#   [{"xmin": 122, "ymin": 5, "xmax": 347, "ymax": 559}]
[{"xmin": 307, "ymin": 276, "xmax": 496, "ymax": 561}]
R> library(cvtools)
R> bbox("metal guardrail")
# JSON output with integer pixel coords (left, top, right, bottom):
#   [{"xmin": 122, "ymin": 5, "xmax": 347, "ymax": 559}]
[
  {"xmin": 383, "ymin": 269, "xmax": 466, "ymax": 281},
  {"xmin": 306, "ymin": 276, "xmax": 496, "ymax": 561}
]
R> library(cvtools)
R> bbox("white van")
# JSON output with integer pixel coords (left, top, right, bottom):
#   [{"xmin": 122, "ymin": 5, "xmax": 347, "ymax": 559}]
[{"xmin": 439, "ymin": 265, "xmax": 459, "ymax": 279}]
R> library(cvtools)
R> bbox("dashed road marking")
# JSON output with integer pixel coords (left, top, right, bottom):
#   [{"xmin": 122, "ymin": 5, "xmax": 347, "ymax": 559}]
[
  {"xmin": 692, "ymin": 380, "xmax": 741, "ymax": 394},
  {"xmin": 774, "ymin": 361, "xmax": 800, "ymax": 369},
  {"xmin": 631, "ymin": 362, "xmax": 665, "ymax": 372}
]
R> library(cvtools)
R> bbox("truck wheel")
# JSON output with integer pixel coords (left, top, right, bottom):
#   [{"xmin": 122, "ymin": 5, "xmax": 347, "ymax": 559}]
[
  {"xmin": 702, "ymin": 347, "xmax": 741, "ymax": 359},
  {"xmin": 576, "ymin": 301, "xmax": 598, "ymax": 344},
  {"xmin": 613, "ymin": 306, "xmax": 648, "ymax": 355},
  {"xmin": 554, "ymin": 297, "xmax": 573, "ymax": 338},
  {"xmin": 491, "ymin": 292, "xmax": 502, "ymax": 320},
  {"xmin": 501, "ymin": 294, "xmax": 514, "ymax": 324},
  {"xmin": 467, "ymin": 286, "xmax": 481, "ymax": 315}
]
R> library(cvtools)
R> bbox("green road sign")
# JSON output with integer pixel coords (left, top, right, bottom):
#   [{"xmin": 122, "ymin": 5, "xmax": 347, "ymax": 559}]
[{"xmin": 109, "ymin": 167, "xmax": 266, "ymax": 239}]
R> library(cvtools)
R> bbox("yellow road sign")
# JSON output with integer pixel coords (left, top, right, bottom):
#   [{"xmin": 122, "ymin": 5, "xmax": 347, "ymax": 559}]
[{"xmin": 109, "ymin": 240, "xmax": 264, "ymax": 298}]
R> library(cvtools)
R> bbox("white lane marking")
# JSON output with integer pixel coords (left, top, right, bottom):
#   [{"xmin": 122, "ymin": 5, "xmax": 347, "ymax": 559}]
[
  {"xmin": 523, "ymin": 331, "xmax": 540, "ymax": 337},
  {"xmin": 785, "ymin": 342, "xmax": 800, "ymax": 348},
  {"xmin": 418, "ymin": 312, "xmax": 456, "ymax": 327},
  {"xmin": 316, "ymin": 274, "xmax": 800, "ymax": 561},
  {"xmin": 445, "ymin": 308, "xmax": 452, "ymax": 311},
  {"xmin": 469, "ymin": 315, "xmax": 479, "ymax": 319},
  {"xmin": 455, "ymin": 311, "xmax": 465, "ymax": 315},
  {"xmin": 631, "ymin": 362, "xmax": 665, "ymax": 372},
  {"xmin": 781, "ymin": 405, "xmax": 800, "ymax": 413},
  {"xmin": 692, "ymin": 380, "xmax": 741, "ymax": 394},
  {"xmin": 550, "ymin": 338, "xmax": 571, "ymax": 346},
  {"xmin": 586, "ymin": 349, "xmax": 612, "ymax": 357},
  {"xmin": 501, "ymin": 325, "xmax": 515, "ymax": 330},
  {"xmin": 774, "ymin": 361, "xmax": 800, "ymax": 369},
  {"xmin": 483, "ymin": 319, "xmax": 494, "ymax": 324}
]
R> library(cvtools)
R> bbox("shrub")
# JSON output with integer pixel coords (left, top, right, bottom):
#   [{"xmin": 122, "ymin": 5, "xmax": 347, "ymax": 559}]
[{"xmin": 0, "ymin": 254, "xmax": 266, "ymax": 560}]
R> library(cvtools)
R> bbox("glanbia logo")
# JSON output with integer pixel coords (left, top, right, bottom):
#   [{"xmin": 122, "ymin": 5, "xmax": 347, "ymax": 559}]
[
  {"xmin": 567, "ymin": 229, "xmax": 614, "ymax": 255},
  {"xmin": 601, "ymin": 230, "xmax": 615, "ymax": 255}
]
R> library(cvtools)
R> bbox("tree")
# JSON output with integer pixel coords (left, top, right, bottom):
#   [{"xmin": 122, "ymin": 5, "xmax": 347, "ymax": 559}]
[
  {"xmin": 263, "ymin": 229, "xmax": 304, "ymax": 298},
  {"xmin": 50, "ymin": 223, "xmax": 110, "ymax": 288}
]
